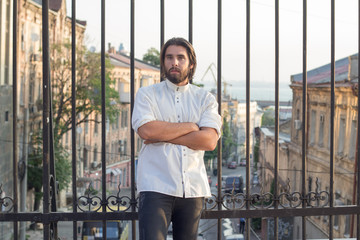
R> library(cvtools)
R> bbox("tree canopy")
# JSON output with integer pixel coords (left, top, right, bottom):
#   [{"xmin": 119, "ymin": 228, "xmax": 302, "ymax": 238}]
[
  {"xmin": 28, "ymin": 43, "xmax": 120, "ymax": 210},
  {"xmin": 142, "ymin": 47, "xmax": 160, "ymax": 66}
]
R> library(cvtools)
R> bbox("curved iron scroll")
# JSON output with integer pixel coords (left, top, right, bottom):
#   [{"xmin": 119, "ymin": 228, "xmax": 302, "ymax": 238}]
[
  {"xmin": 0, "ymin": 184, "xmax": 14, "ymax": 213},
  {"xmin": 78, "ymin": 182, "xmax": 138, "ymax": 212}
]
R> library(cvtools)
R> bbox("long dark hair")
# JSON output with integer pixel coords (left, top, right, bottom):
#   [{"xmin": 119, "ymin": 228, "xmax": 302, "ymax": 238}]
[{"xmin": 160, "ymin": 37, "xmax": 197, "ymax": 81}]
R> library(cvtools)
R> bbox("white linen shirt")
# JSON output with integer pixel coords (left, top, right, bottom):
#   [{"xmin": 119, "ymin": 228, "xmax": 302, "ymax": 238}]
[{"xmin": 132, "ymin": 79, "xmax": 222, "ymax": 198}]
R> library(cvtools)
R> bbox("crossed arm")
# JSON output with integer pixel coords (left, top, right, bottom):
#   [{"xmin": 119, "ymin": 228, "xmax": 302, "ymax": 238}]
[{"xmin": 137, "ymin": 120, "xmax": 219, "ymax": 151}]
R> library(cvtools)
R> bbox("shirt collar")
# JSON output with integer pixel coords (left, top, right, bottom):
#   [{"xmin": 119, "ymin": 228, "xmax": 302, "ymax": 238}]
[{"xmin": 165, "ymin": 79, "xmax": 190, "ymax": 93}]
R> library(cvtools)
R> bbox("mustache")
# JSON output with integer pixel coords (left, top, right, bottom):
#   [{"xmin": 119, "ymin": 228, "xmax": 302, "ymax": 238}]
[{"xmin": 169, "ymin": 67, "xmax": 181, "ymax": 72}]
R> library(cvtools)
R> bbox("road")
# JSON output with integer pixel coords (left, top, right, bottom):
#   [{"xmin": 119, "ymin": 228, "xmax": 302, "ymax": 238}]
[{"xmin": 199, "ymin": 165, "xmax": 248, "ymax": 240}]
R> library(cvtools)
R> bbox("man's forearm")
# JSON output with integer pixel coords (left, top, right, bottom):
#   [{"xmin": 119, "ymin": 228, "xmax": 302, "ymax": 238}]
[
  {"xmin": 138, "ymin": 120, "xmax": 199, "ymax": 142},
  {"xmin": 167, "ymin": 127, "xmax": 218, "ymax": 151}
]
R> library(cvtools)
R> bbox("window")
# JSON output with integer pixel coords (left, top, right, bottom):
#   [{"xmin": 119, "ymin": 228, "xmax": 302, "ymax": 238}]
[
  {"xmin": 29, "ymin": 82, "xmax": 34, "ymax": 104},
  {"xmin": 318, "ymin": 114, "xmax": 325, "ymax": 147},
  {"xmin": 93, "ymin": 147, "xmax": 98, "ymax": 163},
  {"xmin": 295, "ymin": 109, "xmax": 300, "ymax": 139},
  {"xmin": 123, "ymin": 140, "xmax": 127, "ymax": 156},
  {"xmin": 121, "ymin": 109, "xmax": 128, "ymax": 128},
  {"xmin": 338, "ymin": 117, "xmax": 346, "ymax": 155},
  {"xmin": 83, "ymin": 148, "xmax": 88, "ymax": 169},
  {"xmin": 310, "ymin": 110, "xmax": 316, "ymax": 145},
  {"xmin": 21, "ymin": 24, "xmax": 25, "ymax": 51},
  {"xmin": 349, "ymin": 120, "xmax": 357, "ymax": 159},
  {"xmin": 85, "ymin": 118, "xmax": 88, "ymax": 134},
  {"xmin": 94, "ymin": 114, "xmax": 98, "ymax": 134},
  {"xmin": 20, "ymin": 75, "xmax": 25, "ymax": 106},
  {"xmin": 122, "ymin": 168, "xmax": 127, "ymax": 187},
  {"xmin": 5, "ymin": 111, "xmax": 9, "ymax": 122}
]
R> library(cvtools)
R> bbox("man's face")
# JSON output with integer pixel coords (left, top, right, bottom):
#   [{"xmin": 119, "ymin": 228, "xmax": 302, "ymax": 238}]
[{"xmin": 164, "ymin": 45, "xmax": 193, "ymax": 86}]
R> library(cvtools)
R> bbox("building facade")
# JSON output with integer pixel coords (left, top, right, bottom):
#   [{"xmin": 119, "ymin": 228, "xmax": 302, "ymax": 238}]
[{"xmin": 258, "ymin": 54, "xmax": 359, "ymax": 238}]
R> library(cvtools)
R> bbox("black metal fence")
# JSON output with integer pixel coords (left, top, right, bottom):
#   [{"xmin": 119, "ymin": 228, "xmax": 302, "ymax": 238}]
[{"xmin": 3, "ymin": 0, "xmax": 360, "ymax": 239}]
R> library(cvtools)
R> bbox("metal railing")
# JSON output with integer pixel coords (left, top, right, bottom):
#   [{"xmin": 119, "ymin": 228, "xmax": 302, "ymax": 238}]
[{"xmin": 3, "ymin": 0, "xmax": 360, "ymax": 239}]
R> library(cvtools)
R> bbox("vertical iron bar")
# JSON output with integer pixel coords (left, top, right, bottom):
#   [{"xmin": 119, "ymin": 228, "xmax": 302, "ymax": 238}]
[
  {"xmin": 357, "ymin": 1, "xmax": 360, "ymax": 238},
  {"xmin": 217, "ymin": 0, "xmax": 222, "ymax": 239},
  {"xmin": 101, "ymin": 0, "xmax": 107, "ymax": 238},
  {"xmin": 301, "ymin": 0, "xmax": 307, "ymax": 239},
  {"xmin": 274, "ymin": 0, "xmax": 280, "ymax": 239},
  {"xmin": 71, "ymin": 0, "xmax": 78, "ymax": 239},
  {"xmin": 329, "ymin": 0, "xmax": 335, "ymax": 239},
  {"xmin": 358, "ymin": 1, "xmax": 360, "ymax": 239},
  {"xmin": 42, "ymin": 0, "xmax": 51, "ymax": 239},
  {"xmin": 160, "ymin": 0, "xmax": 164, "ymax": 81},
  {"xmin": 188, "ymin": 0, "xmax": 193, "ymax": 84},
  {"xmin": 12, "ymin": 0, "xmax": 18, "ymax": 239},
  {"xmin": 188, "ymin": 0, "xmax": 193, "ymax": 44},
  {"xmin": 130, "ymin": 0, "xmax": 136, "ymax": 239},
  {"xmin": 48, "ymin": 47, "xmax": 58, "ymax": 240},
  {"xmin": 245, "ymin": 0, "xmax": 251, "ymax": 239}
]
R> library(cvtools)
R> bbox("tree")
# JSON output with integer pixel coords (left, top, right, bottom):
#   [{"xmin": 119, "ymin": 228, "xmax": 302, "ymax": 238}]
[
  {"xmin": 221, "ymin": 117, "xmax": 236, "ymax": 161},
  {"xmin": 142, "ymin": 47, "xmax": 160, "ymax": 66},
  {"xmin": 261, "ymin": 108, "xmax": 275, "ymax": 126},
  {"xmin": 28, "ymin": 43, "xmax": 120, "ymax": 211},
  {"xmin": 204, "ymin": 116, "xmax": 236, "ymax": 169}
]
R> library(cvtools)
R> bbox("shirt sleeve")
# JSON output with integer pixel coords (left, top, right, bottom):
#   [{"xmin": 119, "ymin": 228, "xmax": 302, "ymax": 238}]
[
  {"xmin": 131, "ymin": 87, "xmax": 157, "ymax": 133},
  {"xmin": 198, "ymin": 93, "xmax": 222, "ymax": 138}
]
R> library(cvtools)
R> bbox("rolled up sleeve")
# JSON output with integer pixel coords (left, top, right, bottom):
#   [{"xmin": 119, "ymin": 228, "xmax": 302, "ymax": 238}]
[
  {"xmin": 198, "ymin": 93, "xmax": 222, "ymax": 138},
  {"xmin": 132, "ymin": 88, "xmax": 157, "ymax": 133}
]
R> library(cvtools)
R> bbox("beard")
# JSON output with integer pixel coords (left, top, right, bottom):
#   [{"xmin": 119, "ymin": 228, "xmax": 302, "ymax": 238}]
[{"xmin": 165, "ymin": 67, "xmax": 190, "ymax": 85}]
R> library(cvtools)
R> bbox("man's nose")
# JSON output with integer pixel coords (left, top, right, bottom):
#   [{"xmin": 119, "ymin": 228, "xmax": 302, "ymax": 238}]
[{"xmin": 172, "ymin": 58, "xmax": 179, "ymax": 66}]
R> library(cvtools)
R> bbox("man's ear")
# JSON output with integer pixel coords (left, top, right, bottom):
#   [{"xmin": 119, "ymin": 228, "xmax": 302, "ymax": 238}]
[{"xmin": 189, "ymin": 64, "xmax": 194, "ymax": 69}]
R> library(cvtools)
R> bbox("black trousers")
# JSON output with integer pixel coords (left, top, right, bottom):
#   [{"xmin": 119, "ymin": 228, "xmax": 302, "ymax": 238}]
[{"xmin": 138, "ymin": 191, "xmax": 204, "ymax": 240}]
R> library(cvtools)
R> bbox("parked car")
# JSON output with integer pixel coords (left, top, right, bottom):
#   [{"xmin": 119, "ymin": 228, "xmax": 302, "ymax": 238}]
[
  {"xmin": 227, "ymin": 161, "xmax": 237, "ymax": 169},
  {"xmin": 224, "ymin": 175, "xmax": 244, "ymax": 194},
  {"xmin": 239, "ymin": 158, "xmax": 246, "ymax": 166}
]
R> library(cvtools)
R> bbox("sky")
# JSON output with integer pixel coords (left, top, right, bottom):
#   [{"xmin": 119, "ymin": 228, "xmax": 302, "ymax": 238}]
[{"xmin": 66, "ymin": 0, "xmax": 359, "ymax": 101}]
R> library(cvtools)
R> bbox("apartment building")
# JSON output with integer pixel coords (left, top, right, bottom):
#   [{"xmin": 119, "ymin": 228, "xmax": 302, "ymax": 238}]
[{"xmin": 258, "ymin": 54, "xmax": 359, "ymax": 238}]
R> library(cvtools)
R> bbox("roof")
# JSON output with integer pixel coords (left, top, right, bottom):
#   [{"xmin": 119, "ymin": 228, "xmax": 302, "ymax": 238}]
[
  {"xmin": 66, "ymin": 17, "xmax": 87, "ymax": 27},
  {"xmin": 109, "ymin": 53, "xmax": 160, "ymax": 72},
  {"xmin": 49, "ymin": 0, "xmax": 62, "ymax": 11},
  {"xmin": 260, "ymin": 127, "xmax": 291, "ymax": 143},
  {"xmin": 32, "ymin": 0, "xmax": 63, "ymax": 11},
  {"xmin": 291, "ymin": 53, "xmax": 358, "ymax": 86}
]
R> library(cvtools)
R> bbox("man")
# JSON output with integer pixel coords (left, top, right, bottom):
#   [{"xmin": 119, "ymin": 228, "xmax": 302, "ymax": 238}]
[{"xmin": 132, "ymin": 37, "xmax": 222, "ymax": 240}]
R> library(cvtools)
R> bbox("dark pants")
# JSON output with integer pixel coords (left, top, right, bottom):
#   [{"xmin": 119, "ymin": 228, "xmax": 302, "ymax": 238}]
[{"xmin": 138, "ymin": 191, "xmax": 204, "ymax": 240}]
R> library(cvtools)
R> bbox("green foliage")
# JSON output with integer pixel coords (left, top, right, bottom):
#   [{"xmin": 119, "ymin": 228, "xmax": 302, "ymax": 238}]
[
  {"xmin": 27, "ymin": 42, "xmax": 120, "ymax": 210},
  {"xmin": 204, "ymin": 116, "xmax": 236, "ymax": 164},
  {"xmin": 28, "ymin": 131, "xmax": 71, "ymax": 209},
  {"xmin": 142, "ymin": 47, "xmax": 160, "ymax": 66},
  {"xmin": 261, "ymin": 109, "xmax": 275, "ymax": 126},
  {"xmin": 251, "ymin": 217, "xmax": 262, "ymax": 230},
  {"xmin": 222, "ymin": 117, "xmax": 236, "ymax": 161},
  {"xmin": 51, "ymin": 43, "xmax": 120, "ymax": 140}
]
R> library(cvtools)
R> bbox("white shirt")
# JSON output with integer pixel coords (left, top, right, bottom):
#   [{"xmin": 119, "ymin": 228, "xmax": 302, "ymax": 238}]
[{"xmin": 132, "ymin": 80, "xmax": 222, "ymax": 198}]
